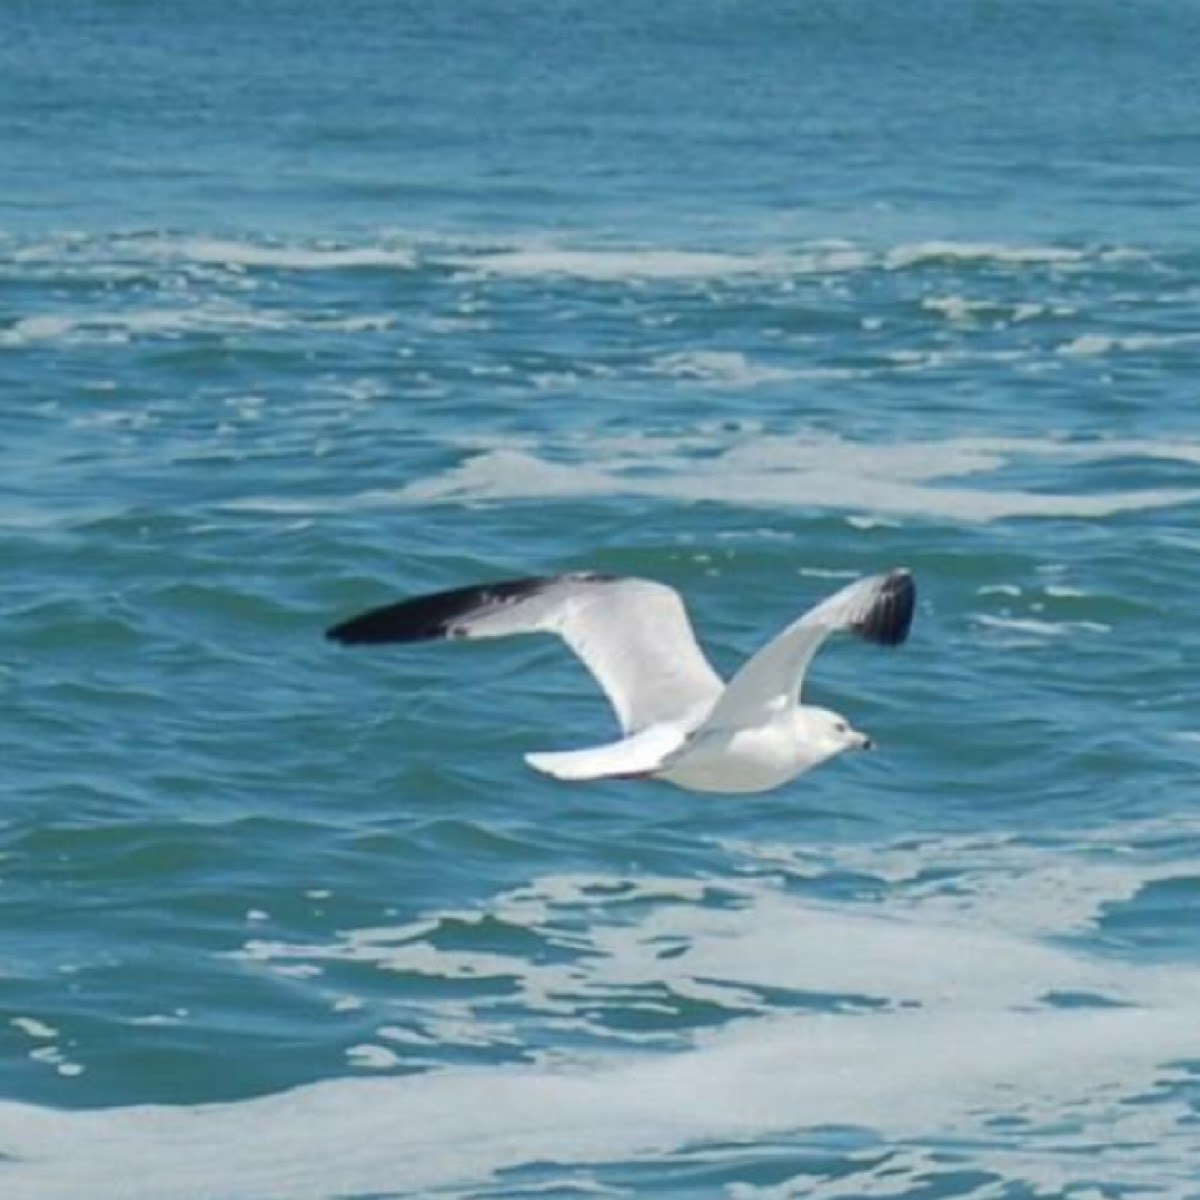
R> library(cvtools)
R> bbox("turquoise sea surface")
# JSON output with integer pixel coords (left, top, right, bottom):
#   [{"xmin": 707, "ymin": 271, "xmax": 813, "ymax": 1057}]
[{"xmin": 5, "ymin": 2, "xmax": 1200, "ymax": 1196}]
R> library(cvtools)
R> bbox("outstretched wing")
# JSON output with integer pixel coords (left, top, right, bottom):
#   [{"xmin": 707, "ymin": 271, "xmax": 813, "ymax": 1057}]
[
  {"xmin": 695, "ymin": 569, "xmax": 916, "ymax": 731},
  {"xmin": 326, "ymin": 572, "xmax": 724, "ymax": 735}
]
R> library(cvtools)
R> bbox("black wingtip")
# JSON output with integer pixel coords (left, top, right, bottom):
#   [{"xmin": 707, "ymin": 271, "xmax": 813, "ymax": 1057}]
[
  {"xmin": 856, "ymin": 568, "xmax": 916, "ymax": 648},
  {"xmin": 324, "ymin": 572, "xmax": 619, "ymax": 648},
  {"xmin": 325, "ymin": 609, "xmax": 395, "ymax": 645},
  {"xmin": 324, "ymin": 603, "xmax": 408, "ymax": 645},
  {"xmin": 324, "ymin": 580, "xmax": 535, "ymax": 646}
]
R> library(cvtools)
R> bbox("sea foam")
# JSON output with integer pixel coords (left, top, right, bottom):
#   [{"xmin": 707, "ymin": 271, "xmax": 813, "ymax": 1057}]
[{"xmin": 387, "ymin": 432, "xmax": 1200, "ymax": 523}]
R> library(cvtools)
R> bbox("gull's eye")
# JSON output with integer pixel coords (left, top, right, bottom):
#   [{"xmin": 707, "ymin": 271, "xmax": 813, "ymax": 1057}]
[{"xmin": 835, "ymin": 722, "xmax": 848, "ymax": 734}]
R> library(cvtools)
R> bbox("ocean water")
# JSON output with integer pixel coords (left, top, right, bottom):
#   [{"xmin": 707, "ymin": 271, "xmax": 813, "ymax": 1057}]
[{"xmin": 4, "ymin": 1, "xmax": 1200, "ymax": 1195}]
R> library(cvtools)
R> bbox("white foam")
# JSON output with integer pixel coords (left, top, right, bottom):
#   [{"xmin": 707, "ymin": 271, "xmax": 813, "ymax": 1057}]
[
  {"xmin": 738, "ymin": 826, "xmax": 1184, "ymax": 941},
  {"xmin": 453, "ymin": 247, "xmax": 795, "ymax": 282},
  {"xmin": 0, "ymin": 1004, "xmax": 1195, "ymax": 1199},
  {"xmin": 385, "ymin": 432, "xmax": 1200, "ymax": 523},
  {"xmin": 10, "ymin": 1019, "xmax": 56, "ymax": 1041},
  {"xmin": 844, "ymin": 514, "xmax": 901, "ymax": 530},
  {"xmin": 885, "ymin": 241, "xmax": 1086, "ymax": 270},
  {"xmin": 587, "ymin": 894, "xmax": 1099, "ymax": 1009},
  {"xmin": 921, "ymin": 294, "xmax": 983, "ymax": 322},
  {"xmin": 234, "ymin": 845, "xmax": 1200, "ymax": 1035},
  {"xmin": 5, "ymin": 827, "xmax": 1200, "ymax": 1196},
  {"xmin": 650, "ymin": 350, "xmax": 806, "ymax": 387},
  {"xmin": 345, "ymin": 1044, "xmax": 402, "ymax": 1071},
  {"xmin": 139, "ymin": 236, "xmax": 417, "ymax": 272},
  {"xmin": 2, "ymin": 304, "xmax": 299, "ymax": 346},
  {"xmin": 1, "ymin": 315, "xmax": 77, "ymax": 344},
  {"xmin": 0, "ymin": 232, "xmax": 1137, "ymax": 300},
  {"xmin": 1059, "ymin": 331, "xmax": 1200, "ymax": 356},
  {"xmin": 1, "ymin": 302, "xmax": 398, "ymax": 346},
  {"xmin": 918, "ymin": 295, "xmax": 1066, "ymax": 327},
  {"xmin": 125, "ymin": 1013, "xmax": 187, "ymax": 1028},
  {"xmin": 447, "ymin": 239, "xmax": 1097, "ymax": 284},
  {"xmin": 975, "ymin": 614, "xmax": 1112, "ymax": 638}
]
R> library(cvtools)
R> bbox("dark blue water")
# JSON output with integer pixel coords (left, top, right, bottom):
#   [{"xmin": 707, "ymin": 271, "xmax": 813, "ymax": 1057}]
[{"xmin": 4, "ymin": 2, "xmax": 1200, "ymax": 1196}]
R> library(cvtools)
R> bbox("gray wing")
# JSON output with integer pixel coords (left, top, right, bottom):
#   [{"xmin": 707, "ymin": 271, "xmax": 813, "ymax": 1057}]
[
  {"xmin": 695, "ymin": 569, "xmax": 916, "ymax": 730},
  {"xmin": 327, "ymin": 572, "xmax": 724, "ymax": 735}
]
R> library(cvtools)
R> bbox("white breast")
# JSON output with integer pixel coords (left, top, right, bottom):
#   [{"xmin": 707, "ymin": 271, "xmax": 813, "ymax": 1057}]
[{"xmin": 656, "ymin": 719, "xmax": 820, "ymax": 795}]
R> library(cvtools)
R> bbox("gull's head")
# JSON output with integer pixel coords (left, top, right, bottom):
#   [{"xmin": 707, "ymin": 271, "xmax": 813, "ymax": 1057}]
[{"xmin": 799, "ymin": 706, "xmax": 874, "ymax": 761}]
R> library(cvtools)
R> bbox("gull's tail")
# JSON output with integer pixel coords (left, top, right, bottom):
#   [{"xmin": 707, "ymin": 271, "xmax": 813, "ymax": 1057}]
[{"xmin": 524, "ymin": 725, "xmax": 685, "ymax": 784}]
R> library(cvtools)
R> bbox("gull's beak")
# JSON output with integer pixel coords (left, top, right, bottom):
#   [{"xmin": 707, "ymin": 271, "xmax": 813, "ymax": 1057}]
[{"xmin": 855, "ymin": 732, "xmax": 875, "ymax": 752}]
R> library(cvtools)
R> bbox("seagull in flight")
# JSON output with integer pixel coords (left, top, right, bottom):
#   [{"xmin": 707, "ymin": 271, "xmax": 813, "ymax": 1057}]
[{"xmin": 326, "ymin": 569, "xmax": 915, "ymax": 794}]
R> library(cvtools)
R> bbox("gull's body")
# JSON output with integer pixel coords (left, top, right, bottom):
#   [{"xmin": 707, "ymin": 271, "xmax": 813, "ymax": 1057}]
[{"xmin": 327, "ymin": 569, "xmax": 916, "ymax": 795}]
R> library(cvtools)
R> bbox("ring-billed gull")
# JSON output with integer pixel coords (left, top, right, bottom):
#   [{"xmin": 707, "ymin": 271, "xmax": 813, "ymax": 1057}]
[{"xmin": 326, "ymin": 569, "xmax": 915, "ymax": 794}]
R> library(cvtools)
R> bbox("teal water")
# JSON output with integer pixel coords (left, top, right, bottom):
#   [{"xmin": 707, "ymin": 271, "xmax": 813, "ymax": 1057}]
[{"xmin": 4, "ymin": 2, "xmax": 1200, "ymax": 1196}]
